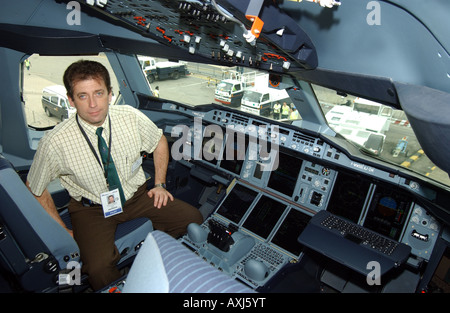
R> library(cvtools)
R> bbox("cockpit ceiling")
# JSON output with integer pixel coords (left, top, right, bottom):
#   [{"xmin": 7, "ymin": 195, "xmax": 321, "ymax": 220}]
[
  {"xmin": 3, "ymin": 0, "xmax": 448, "ymax": 101},
  {"xmin": 60, "ymin": 0, "xmax": 450, "ymax": 95},
  {"xmin": 282, "ymin": 0, "xmax": 450, "ymax": 94}
]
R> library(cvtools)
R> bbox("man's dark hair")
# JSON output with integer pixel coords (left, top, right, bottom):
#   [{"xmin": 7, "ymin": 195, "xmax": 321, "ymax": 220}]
[{"xmin": 63, "ymin": 60, "xmax": 112, "ymax": 99}]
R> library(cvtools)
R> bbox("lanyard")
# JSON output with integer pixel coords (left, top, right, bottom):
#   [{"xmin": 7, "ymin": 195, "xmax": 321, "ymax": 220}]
[{"xmin": 76, "ymin": 114, "xmax": 112, "ymax": 182}]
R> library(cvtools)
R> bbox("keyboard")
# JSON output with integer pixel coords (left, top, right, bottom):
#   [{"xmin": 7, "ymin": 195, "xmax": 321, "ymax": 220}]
[
  {"xmin": 320, "ymin": 214, "xmax": 399, "ymax": 256},
  {"xmin": 298, "ymin": 210, "xmax": 411, "ymax": 276},
  {"xmin": 244, "ymin": 243, "xmax": 285, "ymax": 271}
]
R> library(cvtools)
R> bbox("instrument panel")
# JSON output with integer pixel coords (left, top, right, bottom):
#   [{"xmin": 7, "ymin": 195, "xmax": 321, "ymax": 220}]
[{"xmin": 164, "ymin": 102, "xmax": 443, "ymax": 290}]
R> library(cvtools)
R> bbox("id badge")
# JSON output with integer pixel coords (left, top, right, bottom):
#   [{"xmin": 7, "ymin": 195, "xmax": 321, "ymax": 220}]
[{"xmin": 100, "ymin": 188, "xmax": 123, "ymax": 218}]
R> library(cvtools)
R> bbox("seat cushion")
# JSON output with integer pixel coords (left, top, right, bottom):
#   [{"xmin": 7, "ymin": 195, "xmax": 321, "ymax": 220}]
[{"xmin": 123, "ymin": 231, "xmax": 253, "ymax": 293}]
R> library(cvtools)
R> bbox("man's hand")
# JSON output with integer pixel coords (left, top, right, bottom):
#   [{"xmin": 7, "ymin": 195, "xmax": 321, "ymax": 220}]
[{"xmin": 147, "ymin": 186, "xmax": 174, "ymax": 209}]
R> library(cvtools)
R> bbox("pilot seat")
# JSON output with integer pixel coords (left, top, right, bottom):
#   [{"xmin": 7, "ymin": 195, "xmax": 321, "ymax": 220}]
[
  {"xmin": 0, "ymin": 154, "xmax": 153, "ymax": 292},
  {"xmin": 121, "ymin": 230, "xmax": 253, "ymax": 293}
]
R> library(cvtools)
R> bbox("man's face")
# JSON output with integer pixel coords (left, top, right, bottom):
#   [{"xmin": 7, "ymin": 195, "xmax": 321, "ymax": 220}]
[{"xmin": 68, "ymin": 77, "xmax": 111, "ymax": 126}]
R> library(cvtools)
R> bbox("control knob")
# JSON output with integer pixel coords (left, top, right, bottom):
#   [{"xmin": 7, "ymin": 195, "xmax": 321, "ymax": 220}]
[
  {"xmin": 187, "ymin": 223, "xmax": 207, "ymax": 243},
  {"xmin": 244, "ymin": 259, "xmax": 268, "ymax": 281}
]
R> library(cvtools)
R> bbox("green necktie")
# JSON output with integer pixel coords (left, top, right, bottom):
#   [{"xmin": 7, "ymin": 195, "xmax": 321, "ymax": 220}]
[{"xmin": 96, "ymin": 127, "xmax": 125, "ymax": 206}]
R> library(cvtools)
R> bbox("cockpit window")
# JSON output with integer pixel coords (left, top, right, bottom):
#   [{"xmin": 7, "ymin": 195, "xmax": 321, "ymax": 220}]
[
  {"xmin": 22, "ymin": 53, "xmax": 119, "ymax": 129},
  {"xmin": 24, "ymin": 54, "xmax": 449, "ymax": 188},
  {"xmin": 312, "ymin": 84, "xmax": 450, "ymax": 188},
  {"xmin": 138, "ymin": 55, "xmax": 299, "ymax": 122}
]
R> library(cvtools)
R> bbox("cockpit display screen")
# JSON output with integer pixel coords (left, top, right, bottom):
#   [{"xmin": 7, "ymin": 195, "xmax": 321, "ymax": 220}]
[
  {"xmin": 267, "ymin": 151, "xmax": 302, "ymax": 197},
  {"xmin": 271, "ymin": 208, "xmax": 311, "ymax": 256},
  {"xmin": 219, "ymin": 131, "xmax": 248, "ymax": 175},
  {"xmin": 242, "ymin": 195, "xmax": 286, "ymax": 239},
  {"xmin": 327, "ymin": 171, "xmax": 371, "ymax": 223},
  {"xmin": 364, "ymin": 184, "xmax": 412, "ymax": 241},
  {"xmin": 216, "ymin": 183, "xmax": 258, "ymax": 224}
]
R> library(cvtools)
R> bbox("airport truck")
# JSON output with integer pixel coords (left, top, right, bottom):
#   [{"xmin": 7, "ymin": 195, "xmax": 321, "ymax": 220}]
[
  {"xmin": 214, "ymin": 78, "xmax": 246, "ymax": 107},
  {"xmin": 214, "ymin": 71, "xmax": 264, "ymax": 108},
  {"xmin": 139, "ymin": 56, "xmax": 189, "ymax": 83},
  {"xmin": 240, "ymin": 87, "xmax": 290, "ymax": 117}
]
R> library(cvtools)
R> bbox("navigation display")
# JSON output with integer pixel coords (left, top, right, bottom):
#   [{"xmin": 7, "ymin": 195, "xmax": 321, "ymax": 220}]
[
  {"xmin": 364, "ymin": 184, "xmax": 412, "ymax": 240},
  {"xmin": 267, "ymin": 151, "xmax": 303, "ymax": 197},
  {"xmin": 199, "ymin": 128, "xmax": 223, "ymax": 165},
  {"xmin": 220, "ymin": 131, "xmax": 248, "ymax": 175},
  {"xmin": 327, "ymin": 171, "xmax": 371, "ymax": 223},
  {"xmin": 271, "ymin": 208, "xmax": 312, "ymax": 256},
  {"xmin": 242, "ymin": 195, "xmax": 287, "ymax": 239},
  {"xmin": 216, "ymin": 183, "xmax": 258, "ymax": 224}
]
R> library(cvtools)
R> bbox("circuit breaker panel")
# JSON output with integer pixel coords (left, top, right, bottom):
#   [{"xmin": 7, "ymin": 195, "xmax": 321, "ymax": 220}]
[{"xmin": 79, "ymin": 0, "xmax": 318, "ymax": 73}]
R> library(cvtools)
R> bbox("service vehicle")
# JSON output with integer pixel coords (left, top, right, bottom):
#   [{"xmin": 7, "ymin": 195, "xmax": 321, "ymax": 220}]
[
  {"xmin": 241, "ymin": 87, "xmax": 290, "ymax": 117},
  {"xmin": 41, "ymin": 85, "xmax": 76, "ymax": 121},
  {"xmin": 139, "ymin": 56, "xmax": 189, "ymax": 83}
]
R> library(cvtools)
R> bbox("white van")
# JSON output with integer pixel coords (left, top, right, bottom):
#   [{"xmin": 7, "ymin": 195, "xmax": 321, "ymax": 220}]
[
  {"xmin": 41, "ymin": 85, "xmax": 76, "ymax": 121},
  {"xmin": 334, "ymin": 126, "xmax": 386, "ymax": 156},
  {"xmin": 241, "ymin": 88, "xmax": 290, "ymax": 116},
  {"xmin": 214, "ymin": 79, "xmax": 245, "ymax": 107}
]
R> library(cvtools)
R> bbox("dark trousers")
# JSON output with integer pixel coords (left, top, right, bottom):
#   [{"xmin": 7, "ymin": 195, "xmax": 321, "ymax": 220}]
[{"xmin": 69, "ymin": 184, "xmax": 203, "ymax": 290}]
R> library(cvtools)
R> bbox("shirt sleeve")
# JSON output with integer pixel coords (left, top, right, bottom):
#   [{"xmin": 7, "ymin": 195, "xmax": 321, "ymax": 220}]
[
  {"xmin": 27, "ymin": 133, "xmax": 62, "ymax": 197},
  {"xmin": 134, "ymin": 107, "xmax": 163, "ymax": 153}
]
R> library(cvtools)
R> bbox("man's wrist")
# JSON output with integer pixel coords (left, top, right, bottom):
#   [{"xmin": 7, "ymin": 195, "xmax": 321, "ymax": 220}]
[{"xmin": 154, "ymin": 183, "xmax": 166, "ymax": 189}]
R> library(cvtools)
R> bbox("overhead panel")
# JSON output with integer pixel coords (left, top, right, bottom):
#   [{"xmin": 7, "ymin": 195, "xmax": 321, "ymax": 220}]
[{"xmin": 79, "ymin": 0, "xmax": 318, "ymax": 73}]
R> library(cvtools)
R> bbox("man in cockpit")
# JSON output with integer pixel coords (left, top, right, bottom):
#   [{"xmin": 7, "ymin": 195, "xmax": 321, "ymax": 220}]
[{"xmin": 26, "ymin": 60, "xmax": 203, "ymax": 291}]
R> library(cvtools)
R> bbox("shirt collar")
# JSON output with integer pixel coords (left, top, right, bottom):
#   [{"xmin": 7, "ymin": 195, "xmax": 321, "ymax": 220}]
[{"xmin": 77, "ymin": 113, "xmax": 110, "ymax": 137}]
